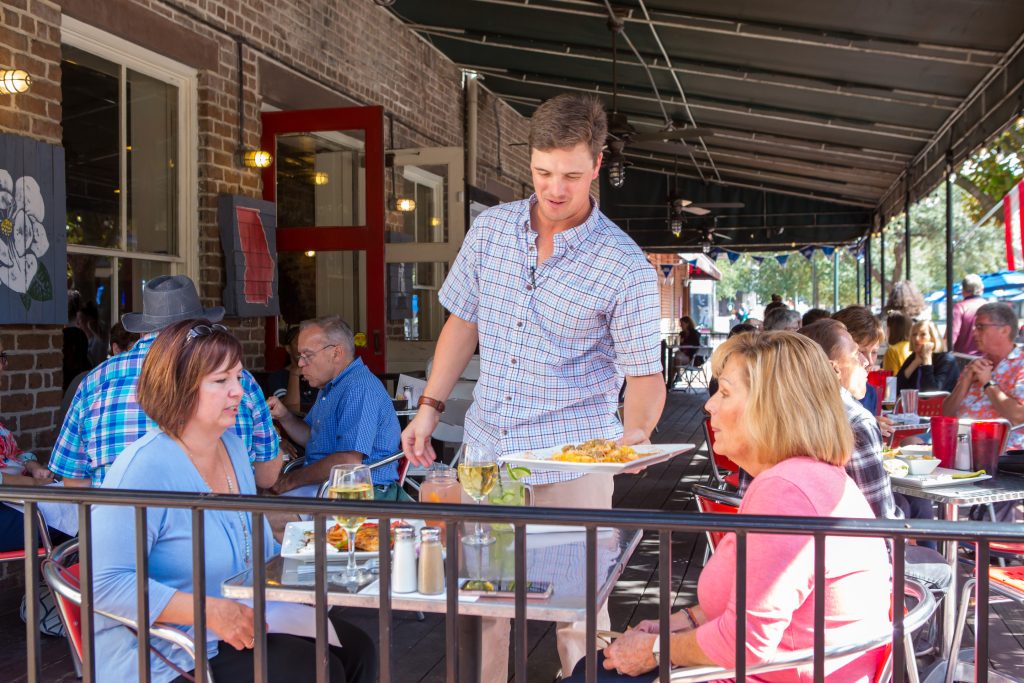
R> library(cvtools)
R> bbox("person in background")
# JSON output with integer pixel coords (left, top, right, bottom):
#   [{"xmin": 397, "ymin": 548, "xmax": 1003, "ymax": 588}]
[
  {"xmin": 763, "ymin": 293, "xmax": 785, "ymax": 317},
  {"xmin": 572, "ymin": 332, "xmax": 891, "ymax": 682},
  {"xmin": 707, "ymin": 323, "xmax": 757, "ymax": 397},
  {"xmin": 951, "ymin": 274, "xmax": 986, "ymax": 355},
  {"xmin": 883, "ymin": 311, "xmax": 913, "ymax": 373},
  {"xmin": 833, "ymin": 306, "xmax": 887, "ymax": 420},
  {"xmin": 91, "ymin": 319, "xmax": 375, "ymax": 683},
  {"xmin": 897, "ymin": 320, "xmax": 959, "ymax": 394},
  {"xmin": 674, "ymin": 316, "xmax": 701, "ymax": 367},
  {"xmin": 943, "ymin": 302, "xmax": 1024, "ymax": 449},
  {"xmin": 763, "ymin": 306, "xmax": 800, "ymax": 332},
  {"xmin": 76, "ymin": 300, "xmax": 107, "ymax": 367},
  {"xmin": 51, "ymin": 275, "xmax": 281, "ymax": 488},
  {"xmin": 801, "ymin": 307, "xmax": 831, "ymax": 327},
  {"xmin": 61, "ymin": 327, "xmax": 93, "ymax": 396},
  {"xmin": 108, "ymin": 321, "xmax": 139, "ymax": 356},
  {"xmin": 885, "ymin": 280, "xmax": 928, "ymax": 321},
  {"xmin": 267, "ymin": 316, "xmax": 402, "ymax": 499}
]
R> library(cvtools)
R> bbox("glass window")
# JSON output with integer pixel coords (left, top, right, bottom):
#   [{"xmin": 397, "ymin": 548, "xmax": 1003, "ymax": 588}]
[
  {"xmin": 276, "ymin": 132, "xmax": 365, "ymax": 228},
  {"xmin": 387, "ymin": 262, "xmax": 448, "ymax": 342},
  {"xmin": 127, "ymin": 68, "xmax": 177, "ymax": 255},
  {"xmin": 387, "ymin": 164, "xmax": 448, "ymax": 244}
]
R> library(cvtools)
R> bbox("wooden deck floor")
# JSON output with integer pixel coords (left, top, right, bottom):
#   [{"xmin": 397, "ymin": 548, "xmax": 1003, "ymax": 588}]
[{"xmin": 4, "ymin": 386, "xmax": 1024, "ymax": 682}]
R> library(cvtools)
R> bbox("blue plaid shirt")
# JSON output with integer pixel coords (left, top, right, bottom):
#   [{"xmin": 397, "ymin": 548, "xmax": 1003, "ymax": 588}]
[
  {"xmin": 303, "ymin": 357, "xmax": 400, "ymax": 486},
  {"xmin": 50, "ymin": 334, "xmax": 280, "ymax": 486},
  {"xmin": 439, "ymin": 195, "xmax": 662, "ymax": 485}
]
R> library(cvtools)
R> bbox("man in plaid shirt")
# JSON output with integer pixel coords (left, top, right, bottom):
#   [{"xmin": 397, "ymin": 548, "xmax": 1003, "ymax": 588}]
[
  {"xmin": 402, "ymin": 94, "xmax": 665, "ymax": 680},
  {"xmin": 50, "ymin": 276, "xmax": 281, "ymax": 488}
]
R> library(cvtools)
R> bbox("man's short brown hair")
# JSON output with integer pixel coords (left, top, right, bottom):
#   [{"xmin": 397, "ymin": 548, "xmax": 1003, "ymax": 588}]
[
  {"xmin": 529, "ymin": 94, "xmax": 607, "ymax": 161},
  {"xmin": 832, "ymin": 306, "xmax": 884, "ymax": 347},
  {"xmin": 138, "ymin": 318, "xmax": 243, "ymax": 438}
]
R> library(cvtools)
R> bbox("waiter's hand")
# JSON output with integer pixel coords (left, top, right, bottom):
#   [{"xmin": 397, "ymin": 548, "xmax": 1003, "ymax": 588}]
[
  {"xmin": 618, "ymin": 429, "xmax": 653, "ymax": 475},
  {"xmin": 876, "ymin": 413, "xmax": 894, "ymax": 440},
  {"xmin": 402, "ymin": 409, "xmax": 441, "ymax": 467}
]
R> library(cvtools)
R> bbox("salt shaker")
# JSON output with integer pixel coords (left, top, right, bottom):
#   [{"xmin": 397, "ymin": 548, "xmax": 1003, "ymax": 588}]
[
  {"xmin": 954, "ymin": 432, "xmax": 972, "ymax": 471},
  {"xmin": 417, "ymin": 527, "xmax": 445, "ymax": 595},
  {"xmin": 402, "ymin": 385, "xmax": 413, "ymax": 409},
  {"xmin": 391, "ymin": 524, "xmax": 417, "ymax": 593}
]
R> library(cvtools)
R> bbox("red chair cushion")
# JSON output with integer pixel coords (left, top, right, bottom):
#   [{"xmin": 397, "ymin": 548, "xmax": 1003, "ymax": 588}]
[
  {"xmin": 0, "ymin": 547, "xmax": 46, "ymax": 562},
  {"xmin": 52, "ymin": 564, "xmax": 83, "ymax": 659}
]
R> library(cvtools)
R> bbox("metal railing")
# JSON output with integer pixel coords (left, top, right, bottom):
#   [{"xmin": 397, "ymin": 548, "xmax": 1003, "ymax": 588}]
[{"xmin": 6, "ymin": 484, "xmax": 1024, "ymax": 683}]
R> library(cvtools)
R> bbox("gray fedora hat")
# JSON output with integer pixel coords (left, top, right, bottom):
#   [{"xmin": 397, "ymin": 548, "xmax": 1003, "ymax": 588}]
[{"xmin": 121, "ymin": 275, "xmax": 225, "ymax": 333}]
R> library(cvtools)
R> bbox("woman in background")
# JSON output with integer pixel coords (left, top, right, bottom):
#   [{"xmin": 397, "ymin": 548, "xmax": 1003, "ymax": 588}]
[
  {"xmin": 883, "ymin": 311, "xmax": 913, "ymax": 374},
  {"xmin": 897, "ymin": 320, "xmax": 959, "ymax": 394}
]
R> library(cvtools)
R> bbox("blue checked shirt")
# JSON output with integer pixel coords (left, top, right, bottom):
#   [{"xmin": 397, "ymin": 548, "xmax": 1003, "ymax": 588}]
[
  {"xmin": 303, "ymin": 357, "xmax": 400, "ymax": 486},
  {"xmin": 439, "ymin": 196, "xmax": 662, "ymax": 486},
  {"xmin": 50, "ymin": 334, "xmax": 280, "ymax": 486}
]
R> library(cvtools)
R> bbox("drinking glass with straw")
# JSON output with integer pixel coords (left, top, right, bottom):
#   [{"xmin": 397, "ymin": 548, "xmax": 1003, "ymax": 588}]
[
  {"xmin": 327, "ymin": 463, "xmax": 374, "ymax": 587},
  {"xmin": 457, "ymin": 443, "xmax": 499, "ymax": 546}
]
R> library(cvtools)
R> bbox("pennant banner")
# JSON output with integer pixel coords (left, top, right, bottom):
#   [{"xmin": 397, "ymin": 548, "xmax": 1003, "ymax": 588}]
[
  {"xmin": 752, "ymin": 256, "xmax": 764, "ymax": 264},
  {"xmin": 775, "ymin": 254, "xmax": 789, "ymax": 267},
  {"xmin": 660, "ymin": 264, "xmax": 674, "ymax": 279},
  {"xmin": 1004, "ymin": 179, "xmax": 1024, "ymax": 270},
  {"xmin": 707, "ymin": 247, "xmax": 723, "ymax": 261},
  {"xmin": 727, "ymin": 251, "xmax": 741, "ymax": 264},
  {"xmin": 821, "ymin": 245, "xmax": 836, "ymax": 257},
  {"xmin": 798, "ymin": 246, "xmax": 816, "ymax": 261}
]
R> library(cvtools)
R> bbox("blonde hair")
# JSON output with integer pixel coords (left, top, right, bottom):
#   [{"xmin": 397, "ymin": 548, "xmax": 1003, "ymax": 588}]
[
  {"xmin": 710, "ymin": 331, "xmax": 853, "ymax": 467},
  {"xmin": 910, "ymin": 319, "xmax": 945, "ymax": 353}
]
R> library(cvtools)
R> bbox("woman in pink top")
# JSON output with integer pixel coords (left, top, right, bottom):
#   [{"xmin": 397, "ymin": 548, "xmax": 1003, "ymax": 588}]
[{"xmin": 571, "ymin": 331, "xmax": 892, "ymax": 682}]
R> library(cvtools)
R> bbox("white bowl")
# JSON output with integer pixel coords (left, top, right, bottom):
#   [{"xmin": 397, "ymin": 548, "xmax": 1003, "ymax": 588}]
[
  {"xmin": 899, "ymin": 445, "xmax": 933, "ymax": 459},
  {"xmin": 905, "ymin": 458, "xmax": 940, "ymax": 475}
]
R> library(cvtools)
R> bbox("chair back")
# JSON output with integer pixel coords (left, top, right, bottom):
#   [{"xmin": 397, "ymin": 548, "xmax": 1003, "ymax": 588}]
[
  {"xmin": 893, "ymin": 391, "xmax": 948, "ymax": 416},
  {"xmin": 703, "ymin": 418, "xmax": 740, "ymax": 483},
  {"xmin": 691, "ymin": 484, "xmax": 741, "ymax": 552}
]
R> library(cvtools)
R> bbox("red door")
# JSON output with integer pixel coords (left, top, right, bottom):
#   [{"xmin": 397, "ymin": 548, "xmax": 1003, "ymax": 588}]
[{"xmin": 261, "ymin": 107, "xmax": 386, "ymax": 375}]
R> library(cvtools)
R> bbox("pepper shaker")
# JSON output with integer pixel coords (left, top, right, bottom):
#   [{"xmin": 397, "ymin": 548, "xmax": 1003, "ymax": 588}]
[{"xmin": 417, "ymin": 527, "xmax": 445, "ymax": 595}]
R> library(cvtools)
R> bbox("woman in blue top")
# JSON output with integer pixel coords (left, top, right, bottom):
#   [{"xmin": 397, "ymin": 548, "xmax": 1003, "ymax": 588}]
[{"xmin": 91, "ymin": 319, "xmax": 375, "ymax": 683}]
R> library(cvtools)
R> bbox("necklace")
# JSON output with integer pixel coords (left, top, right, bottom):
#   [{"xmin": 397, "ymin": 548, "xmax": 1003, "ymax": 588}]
[{"xmin": 177, "ymin": 437, "xmax": 252, "ymax": 570}]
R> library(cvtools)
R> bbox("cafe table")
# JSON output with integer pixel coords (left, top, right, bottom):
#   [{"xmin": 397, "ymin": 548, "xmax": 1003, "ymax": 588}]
[
  {"xmin": 223, "ymin": 524, "xmax": 642, "ymax": 682},
  {"xmin": 890, "ymin": 475, "xmax": 1024, "ymax": 660}
]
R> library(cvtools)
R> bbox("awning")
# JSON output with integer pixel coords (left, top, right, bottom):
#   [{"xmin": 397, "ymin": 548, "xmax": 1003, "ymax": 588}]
[
  {"xmin": 387, "ymin": 1, "xmax": 1024, "ymax": 251},
  {"xmin": 925, "ymin": 270, "xmax": 1024, "ymax": 303},
  {"xmin": 679, "ymin": 252, "xmax": 721, "ymax": 281}
]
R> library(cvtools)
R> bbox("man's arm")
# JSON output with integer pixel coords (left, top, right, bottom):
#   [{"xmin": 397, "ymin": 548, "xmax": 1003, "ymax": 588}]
[
  {"xmin": 270, "ymin": 451, "xmax": 364, "ymax": 494},
  {"xmin": 402, "ymin": 315, "xmax": 479, "ymax": 466},
  {"xmin": 943, "ymin": 361, "xmax": 976, "ymax": 416},
  {"xmin": 266, "ymin": 396, "xmax": 311, "ymax": 446},
  {"xmin": 620, "ymin": 373, "xmax": 666, "ymax": 445},
  {"xmin": 254, "ymin": 454, "xmax": 284, "ymax": 490},
  {"xmin": 62, "ymin": 476, "xmax": 91, "ymax": 488}
]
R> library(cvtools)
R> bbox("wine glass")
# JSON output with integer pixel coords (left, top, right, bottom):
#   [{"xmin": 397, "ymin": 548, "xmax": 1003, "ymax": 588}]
[
  {"xmin": 327, "ymin": 464, "xmax": 374, "ymax": 587},
  {"xmin": 457, "ymin": 443, "xmax": 499, "ymax": 546}
]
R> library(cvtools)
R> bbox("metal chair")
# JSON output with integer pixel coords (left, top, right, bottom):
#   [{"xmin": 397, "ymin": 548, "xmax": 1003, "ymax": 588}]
[
  {"xmin": 0, "ymin": 505, "xmax": 52, "ymax": 564},
  {"xmin": 943, "ymin": 565, "xmax": 1024, "ymax": 683},
  {"xmin": 701, "ymin": 418, "xmax": 740, "ymax": 490},
  {"xmin": 654, "ymin": 580, "xmax": 935, "ymax": 683},
  {"xmin": 42, "ymin": 540, "xmax": 215, "ymax": 683},
  {"xmin": 671, "ymin": 346, "xmax": 710, "ymax": 393},
  {"xmin": 280, "ymin": 451, "xmax": 411, "ymax": 498},
  {"xmin": 691, "ymin": 484, "xmax": 742, "ymax": 565}
]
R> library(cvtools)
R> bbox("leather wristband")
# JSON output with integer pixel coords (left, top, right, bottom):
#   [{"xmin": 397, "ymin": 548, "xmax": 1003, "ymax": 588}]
[{"xmin": 417, "ymin": 395, "xmax": 446, "ymax": 414}]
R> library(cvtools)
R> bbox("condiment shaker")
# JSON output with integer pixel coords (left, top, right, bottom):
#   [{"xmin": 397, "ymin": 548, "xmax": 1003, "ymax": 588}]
[
  {"xmin": 955, "ymin": 432, "xmax": 972, "ymax": 471},
  {"xmin": 402, "ymin": 385, "xmax": 414, "ymax": 409},
  {"xmin": 391, "ymin": 524, "xmax": 417, "ymax": 593},
  {"xmin": 418, "ymin": 527, "xmax": 445, "ymax": 595}
]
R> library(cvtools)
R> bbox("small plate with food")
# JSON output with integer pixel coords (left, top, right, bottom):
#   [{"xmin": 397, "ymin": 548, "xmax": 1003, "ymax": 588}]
[
  {"xmin": 280, "ymin": 519, "xmax": 419, "ymax": 561},
  {"xmin": 500, "ymin": 440, "xmax": 695, "ymax": 474}
]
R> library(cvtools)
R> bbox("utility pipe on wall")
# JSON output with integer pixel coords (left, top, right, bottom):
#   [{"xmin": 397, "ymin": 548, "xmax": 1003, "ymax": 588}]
[{"xmin": 466, "ymin": 71, "xmax": 479, "ymax": 186}]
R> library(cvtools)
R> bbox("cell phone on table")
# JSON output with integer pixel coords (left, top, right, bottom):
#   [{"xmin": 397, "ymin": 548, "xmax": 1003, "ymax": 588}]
[{"xmin": 459, "ymin": 579, "xmax": 553, "ymax": 600}]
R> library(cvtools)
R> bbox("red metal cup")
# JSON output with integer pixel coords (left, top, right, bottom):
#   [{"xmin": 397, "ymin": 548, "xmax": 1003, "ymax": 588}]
[
  {"xmin": 970, "ymin": 421, "xmax": 1005, "ymax": 476},
  {"xmin": 930, "ymin": 416, "xmax": 959, "ymax": 469}
]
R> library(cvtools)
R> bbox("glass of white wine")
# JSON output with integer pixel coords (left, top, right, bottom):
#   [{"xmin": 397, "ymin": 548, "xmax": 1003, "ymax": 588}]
[
  {"xmin": 458, "ymin": 443, "xmax": 499, "ymax": 546},
  {"xmin": 327, "ymin": 464, "xmax": 374, "ymax": 587}
]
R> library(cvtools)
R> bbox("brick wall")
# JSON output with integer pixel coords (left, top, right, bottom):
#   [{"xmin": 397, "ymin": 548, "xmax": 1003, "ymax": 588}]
[
  {"xmin": 0, "ymin": 0, "xmax": 63, "ymax": 453},
  {"xmin": 0, "ymin": 0, "xmax": 541, "ymax": 451}
]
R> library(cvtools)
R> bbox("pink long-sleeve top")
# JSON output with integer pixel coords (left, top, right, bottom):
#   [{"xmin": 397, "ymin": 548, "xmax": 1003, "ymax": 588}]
[{"xmin": 696, "ymin": 456, "xmax": 892, "ymax": 683}]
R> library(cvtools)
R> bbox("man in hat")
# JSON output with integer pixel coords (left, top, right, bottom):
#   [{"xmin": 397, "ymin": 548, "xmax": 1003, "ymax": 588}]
[{"xmin": 50, "ymin": 275, "xmax": 281, "ymax": 487}]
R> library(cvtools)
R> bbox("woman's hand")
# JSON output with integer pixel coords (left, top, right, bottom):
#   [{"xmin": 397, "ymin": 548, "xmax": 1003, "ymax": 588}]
[
  {"xmin": 919, "ymin": 342, "xmax": 934, "ymax": 364},
  {"xmin": 206, "ymin": 597, "xmax": 256, "ymax": 651},
  {"xmin": 25, "ymin": 461, "xmax": 53, "ymax": 484},
  {"xmin": 603, "ymin": 629, "xmax": 658, "ymax": 676}
]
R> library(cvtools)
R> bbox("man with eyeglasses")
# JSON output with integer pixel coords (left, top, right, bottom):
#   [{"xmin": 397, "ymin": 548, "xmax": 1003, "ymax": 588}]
[
  {"xmin": 50, "ymin": 275, "xmax": 281, "ymax": 488},
  {"xmin": 266, "ymin": 316, "xmax": 402, "ymax": 499},
  {"xmin": 943, "ymin": 302, "xmax": 1024, "ymax": 450}
]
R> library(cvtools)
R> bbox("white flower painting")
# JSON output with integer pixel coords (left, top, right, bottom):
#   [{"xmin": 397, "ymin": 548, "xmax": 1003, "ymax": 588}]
[{"xmin": 0, "ymin": 169, "xmax": 52, "ymax": 307}]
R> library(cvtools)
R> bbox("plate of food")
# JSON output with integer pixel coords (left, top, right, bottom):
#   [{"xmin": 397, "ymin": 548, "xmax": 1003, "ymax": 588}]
[
  {"xmin": 500, "ymin": 440, "xmax": 695, "ymax": 474},
  {"xmin": 280, "ymin": 519, "xmax": 416, "ymax": 560},
  {"xmin": 888, "ymin": 467, "xmax": 991, "ymax": 488}
]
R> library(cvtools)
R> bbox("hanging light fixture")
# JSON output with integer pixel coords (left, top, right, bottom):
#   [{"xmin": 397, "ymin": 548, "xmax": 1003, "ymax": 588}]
[
  {"xmin": 0, "ymin": 70, "xmax": 31, "ymax": 95},
  {"xmin": 313, "ymin": 171, "xmax": 329, "ymax": 185},
  {"xmin": 233, "ymin": 41, "xmax": 272, "ymax": 169},
  {"xmin": 669, "ymin": 214, "xmax": 683, "ymax": 238},
  {"xmin": 395, "ymin": 197, "xmax": 416, "ymax": 212},
  {"xmin": 606, "ymin": 139, "xmax": 627, "ymax": 188}
]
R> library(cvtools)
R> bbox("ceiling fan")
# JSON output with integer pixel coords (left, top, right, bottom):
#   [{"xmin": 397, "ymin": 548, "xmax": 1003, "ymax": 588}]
[
  {"xmin": 678, "ymin": 222, "xmax": 734, "ymax": 253},
  {"xmin": 603, "ymin": 15, "xmax": 714, "ymax": 188}
]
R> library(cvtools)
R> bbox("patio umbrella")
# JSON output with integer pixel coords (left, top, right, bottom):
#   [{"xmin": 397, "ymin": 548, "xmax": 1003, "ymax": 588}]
[{"xmin": 925, "ymin": 270, "xmax": 1024, "ymax": 303}]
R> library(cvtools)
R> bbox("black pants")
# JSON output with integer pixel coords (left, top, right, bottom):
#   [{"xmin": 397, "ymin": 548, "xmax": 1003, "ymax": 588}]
[
  {"xmin": 171, "ymin": 610, "xmax": 376, "ymax": 683},
  {"xmin": 0, "ymin": 504, "xmax": 71, "ymax": 552}
]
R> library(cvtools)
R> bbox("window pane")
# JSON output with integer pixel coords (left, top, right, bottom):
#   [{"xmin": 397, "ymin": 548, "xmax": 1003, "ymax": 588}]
[
  {"xmin": 127, "ymin": 69, "xmax": 178, "ymax": 256},
  {"xmin": 276, "ymin": 133, "xmax": 365, "ymax": 228},
  {"xmin": 117, "ymin": 259, "xmax": 170, "ymax": 322},
  {"xmin": 68, "ymin": 253, "xmax": 113, "ymax": 343},
  {"xmin": 387, "ymin": 163, "xmax": 447, "ymax": 244},
  {"xmin": 277, "ymin": 251, "xmax": 367, "ymax": 334},
  {"xmin": 387, "ymin": 262, "xmax": 448, "ymax": 342},
  {"xmin": 62, "ymin": 46, "xmax": 120, "ymax": 249}
]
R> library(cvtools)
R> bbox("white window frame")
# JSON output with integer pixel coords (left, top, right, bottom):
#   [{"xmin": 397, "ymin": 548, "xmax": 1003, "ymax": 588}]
[{"xmin": 61, "ymin": 18, "xmax": 199, "ymax": 323}]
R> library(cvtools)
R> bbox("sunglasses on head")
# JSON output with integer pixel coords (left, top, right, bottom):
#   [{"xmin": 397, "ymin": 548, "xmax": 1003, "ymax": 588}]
[{"xmin": 185, "ymin": 323, "xmax": 229, "ymax": 343}]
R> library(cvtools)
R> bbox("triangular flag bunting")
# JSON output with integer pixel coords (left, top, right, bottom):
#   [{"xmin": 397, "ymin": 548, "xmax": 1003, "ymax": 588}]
[
  {"xmin": 775, "ymin": 254, "xmax": 789, "ymax": 267},
  {"xmin": 798, "ymin": 246, "xmax": 816, "ymax": 261},
  {"xmin": 727, "ymin": 251, "xmax": 741, "ymax": 264}
]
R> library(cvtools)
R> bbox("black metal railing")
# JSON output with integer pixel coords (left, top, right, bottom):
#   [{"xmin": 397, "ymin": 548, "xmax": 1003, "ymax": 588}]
[{"xmin": 6, "ymin": 485, "xmax": 1024, "ymax": 683}]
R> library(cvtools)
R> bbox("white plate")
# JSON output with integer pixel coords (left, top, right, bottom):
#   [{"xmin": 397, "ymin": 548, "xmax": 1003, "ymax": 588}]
[
  {"xmin": 280, "ymin": 520, "xmax": 423, "ymax": 561},
  {"xmin": 889, "ymin": 467, "xmax": 992, "ymax": 488},
  {"xmin": 500, "ymin": 443, "xmax": 695, "ymax": 474}
]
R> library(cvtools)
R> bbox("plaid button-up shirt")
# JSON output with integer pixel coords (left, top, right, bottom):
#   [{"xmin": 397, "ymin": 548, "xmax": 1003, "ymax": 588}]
[
  {"xmin": 738, "ymin": 388, "xmax": 899, "ymax": 520},
  {"xmin": 50, "ymin": 334, "xmax": 280, "ymax": 486},
  {"xmin": 959, "ymin": 346, "xmax": 1024, "ymax": 449},
  {"xmin": 438, "ymin": 196, "xmax": 662, "ymax": 485}
]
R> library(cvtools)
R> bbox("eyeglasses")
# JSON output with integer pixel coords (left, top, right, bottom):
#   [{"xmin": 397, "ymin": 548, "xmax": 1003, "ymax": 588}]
[
  {"xmin": 185, "ymin": 323, "xmax": 229, "ymax": 343},
  {"xmin": 297, "ymin": 344, "xmax": 337, "ymax": 364},
  {"xmin": 973, "ymin": 322, "xmax": 1005, "ymax": 331}
]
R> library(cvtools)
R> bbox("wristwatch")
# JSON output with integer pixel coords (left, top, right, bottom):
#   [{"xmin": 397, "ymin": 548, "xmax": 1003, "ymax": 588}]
[{"xmin": 982, "ymin": 380, "xmax": 998, "ymax": 392}]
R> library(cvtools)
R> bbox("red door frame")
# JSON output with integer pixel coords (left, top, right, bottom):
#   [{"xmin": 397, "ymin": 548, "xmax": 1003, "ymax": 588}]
[{"xmin": 260, "ymin": 106, "xmax": 386, "ymax": 375}]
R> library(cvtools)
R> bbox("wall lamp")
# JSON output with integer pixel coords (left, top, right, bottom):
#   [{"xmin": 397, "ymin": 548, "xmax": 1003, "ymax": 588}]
[
  {"xmin": 0, "ymin": 70, "xmax": 31, "ymax": 95},
  {"xmin": 239, "ymin": 148, "xmax": 272, "ymax": 168}
]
